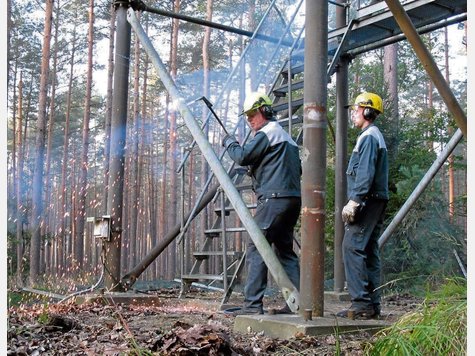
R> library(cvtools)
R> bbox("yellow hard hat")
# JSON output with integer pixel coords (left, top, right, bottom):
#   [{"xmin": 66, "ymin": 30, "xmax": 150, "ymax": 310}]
[
  {"xmin": 242, "ymin": 92, "xmax": 273, "ymax": 115},
  {"xmin": 346, "ymin": 92, "xmax": 383, "ymax": 114}
]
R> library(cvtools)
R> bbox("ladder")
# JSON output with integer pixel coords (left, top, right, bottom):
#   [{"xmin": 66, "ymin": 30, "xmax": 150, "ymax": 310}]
[{"xmin": 179, "ymin": 168, "xmax": 255, "ymax": 307}]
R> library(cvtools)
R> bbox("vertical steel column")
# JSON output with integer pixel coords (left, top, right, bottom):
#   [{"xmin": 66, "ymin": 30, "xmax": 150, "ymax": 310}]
[
  {"xmin": 104, "ymin": 3, "xmax": 131, "ymax": 291},
  {"xmin": 333, "ymin": 1, "xmax": 349, "ymax": 294},
  {"xmin": 333, "ymin": 57, "xmax": 348, "ymax": 293},
  {"xmin": 334, "ymin": 62, "xmax": 348, "ymax": 292},
  {"xmin": 301, "ymin": 0, "xmax": 328, "ymax": 317},
  {"xmin": 220, "ymin": 189, "xmax": 228, "ymax": 292},
  {"xmin": 287, "ymin": 61, "xmax": 292, "ymax": 134},
  {"xmin": 333, "ymin": 0, "xmax": 348, "ymax": 293},
  {"xmin": 384, "ymin": 0, "xmax": 467, "ymax": 137}
]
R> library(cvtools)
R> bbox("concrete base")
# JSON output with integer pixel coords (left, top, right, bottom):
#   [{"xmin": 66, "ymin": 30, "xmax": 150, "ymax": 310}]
[
  {"xmin": 234, "ymin": 313, "xmax": 389, "ymax": 339},
  {"xmin": 75, "ymin": 292, "xmax": 162, "ymax": 307}
]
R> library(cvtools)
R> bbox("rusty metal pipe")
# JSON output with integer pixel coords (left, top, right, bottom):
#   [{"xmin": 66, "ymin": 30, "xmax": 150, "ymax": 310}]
[
  {"xmin": 300, "ymin": 0, "xmax": 328, "ymax": 318},
  {"xmin": 104, "ymin": 5, "xmax": 131, "ymax": 291},
  {"xmin": 333, "ymin": 0, "xmax": 348, "ymax": 295}
]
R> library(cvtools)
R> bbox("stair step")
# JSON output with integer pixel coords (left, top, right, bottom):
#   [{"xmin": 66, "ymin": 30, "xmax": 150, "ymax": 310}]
[
  {"xmin": 214, "ymin": 203, "xmax": 257, "ymax": 215},
  {"xmin": 273, "ymin": 98, "xmax": 303, "ymax": 113},
  {"xmin": 281, "ymin": 63, "xmax": 304, "ymax": 76},
  {"xmin": 182, "ymin": 274, "xmax": 225, "ymax": 281},
  {"xmin": 236, "ymin": 184, "xmax": 253, "ymax": 191},
  {"xmin": 232, "ymin": 167, "xmax": 248, "ymax": 175},
  {"xmin": 289, "ymin": 48, "xmax": 305, "ymax": 61},
  {"xmin": 273, "ymin": 79, "xmax": 304, "ymax": 95},
  {"xmin": 193, "ymin": 251, "xmax": 244, "ymax": 259},
  {"xmin": 204, "ymin": 227, "xmax": 247, "ymax": 236},
  {"xmin": 278, "ymin": 116, "xmax": 303, "ymax": 127},
  {"xmin": 280, "ymin": 38, "xmax": 340, "ymax": 78}
]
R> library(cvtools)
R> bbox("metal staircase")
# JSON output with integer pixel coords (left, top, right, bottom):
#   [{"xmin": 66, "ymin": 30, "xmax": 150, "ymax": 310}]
[{"xmin": 179, "ymin": 168, "xmax": 253, "ymax": 304}]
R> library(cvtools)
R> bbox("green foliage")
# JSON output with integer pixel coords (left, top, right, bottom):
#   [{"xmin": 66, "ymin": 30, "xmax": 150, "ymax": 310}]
[
  {"xmin": 7, "ymin": 289, "xmax": 52, "ymax": 309},
  {"xmin": 394, "ymin": 164, "xmax": 426, "ymax": 197},
  {"xmin": 379, "ymin": 108, "xmax": 465, "ymax": 295},
  {"xmin": 37, "ymin": 311, "xmax": 49, "ymax": 325},
  {"xmin": 366, "ymin": 278, "xmax": 466, "ymax": 355},
  {"xmin": 381, "ymin": 177, "xmax": 463, "ymax": 296},
  {"xmin": 7, "ymin": 291, "xmax": 24, "ymax": 308}
]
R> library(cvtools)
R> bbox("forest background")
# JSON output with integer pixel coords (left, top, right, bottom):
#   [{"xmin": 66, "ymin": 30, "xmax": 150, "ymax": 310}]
[{"xmin": 3, "ymin": 0, "xmax": 471, "ymax": 337}]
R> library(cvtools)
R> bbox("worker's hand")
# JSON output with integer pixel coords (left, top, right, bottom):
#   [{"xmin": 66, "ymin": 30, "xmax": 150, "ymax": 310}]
[
  {"xmin": 342, "ymin": 200, "xmax": 360, "ymax": 224},
  {"xmin": 222, "ymin": 134, "xmax": 237, "ymax": 149}
]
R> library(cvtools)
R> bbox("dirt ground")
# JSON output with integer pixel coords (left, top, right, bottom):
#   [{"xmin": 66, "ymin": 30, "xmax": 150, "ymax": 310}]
[{"xmin": 7, "ymin": 286, "xmax": 423, "ymax": 355}]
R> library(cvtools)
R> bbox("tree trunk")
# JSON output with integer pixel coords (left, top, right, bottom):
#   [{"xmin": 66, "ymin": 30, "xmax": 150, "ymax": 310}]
[
  {"xmin": 42, "ymin": 0, "xmax": 61, "ymax": 275},
  {"xmin": 103, "ymin": 4, "xmax": 116, "ymax": 213},
  {"xmin": 29, "ymin": 0, "xmax": 53, "ymax": 285},
  {"xmin": 128, "ymin": 16, "xmax": 141, "ymax": 271},
  {"xmin": 16, "ymin": 73, "xmax": 25, "ymax": 284},
  {"xmin": 58, "ymin": 20, "xmax": 77, "ymax": 276},
  {"xmin": 11, "ymin": 64, "xmax": 17, "ymax": 250},
  {"xmin": 70, "ymin": 141, "xmax": 78, "ymax": 270},
  {"xmin": 152, "ymin": 100, "xmax": 161, "ymax": 279},
  {"xmin": 238, "ymin": 14, "xmax": 246, "ymax": 141},
  {"xmin": 167, "ymin": 0, "xmax": 180, "ymax": 280},
  {"xmin": 247, "ymin": 0, "xmax": 257, "ymax": 89},
  {"xmin": 7, "ymin": 0, "xmax": 12, "ymax": 88},
  {"xmin": 159, "ymin": 99, "xmax": 169, "ymax": 279},
  {"xmin": 444, "ymin": 27, "xmax": 455, "ymax": 221},
  {"xmin": 76, "ymin": 0, "xmax": 95, "ymax": 270},
  {"xmin": 426, "ymin": 34, "xmax": 434, "ymax": 149},
  {"xmin": 140, "ymin": 26, "xmax": 150, "ymax": 277},
  {"xmin": 383, "ymin": 42, "xmax": 398, "ymax": 161}
]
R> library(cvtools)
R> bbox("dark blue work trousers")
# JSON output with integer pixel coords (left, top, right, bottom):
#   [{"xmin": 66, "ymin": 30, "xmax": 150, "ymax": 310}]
[
  {"xmin": 244, "ymin": 197, "xmax": 301, "ymax": 310},
  {"xmin": 342, "ymin": 198, "xmax": 387, "ymax": 311}
]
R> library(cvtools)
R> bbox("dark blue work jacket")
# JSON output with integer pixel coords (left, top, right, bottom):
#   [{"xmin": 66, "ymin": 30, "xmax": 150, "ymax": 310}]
[
  {"xmin": 226, "ymin": 121, "xmax": 301, "ymax": 200},
  {"xmin": 347, "ymin": 124, "xmax": 389, "ymax": 204}
]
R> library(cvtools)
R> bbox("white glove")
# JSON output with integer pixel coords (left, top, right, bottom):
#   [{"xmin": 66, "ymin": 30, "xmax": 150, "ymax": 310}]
[
  {"xmin": 222, "ymin": 134, "xmax": 238, "ymax": 149},
  {"xmin": 342, "ymin": 200, "xmax": 360, "ymax": 224}
]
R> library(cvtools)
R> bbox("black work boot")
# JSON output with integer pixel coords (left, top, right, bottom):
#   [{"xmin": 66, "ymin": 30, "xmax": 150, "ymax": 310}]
[
  {"xmin": 269, "ymin": 304, "xmax": 293, "ymax": 314},
  {"xmin": 372, "ymin": 303, "xmax": 381, "ymax": 319},
  {"xmin": 336, "ymin": 304, "xmax": 375, "ymax": 320}
]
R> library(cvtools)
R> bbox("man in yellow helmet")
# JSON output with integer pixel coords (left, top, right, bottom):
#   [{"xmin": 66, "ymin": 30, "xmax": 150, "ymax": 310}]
[
  {"xmin": 222, "ymin": 92, "xmax": 301, "ymax": 315},
  {"xmin": 337, "ymin": 92, "xmax": 389, "ymax": 319}
]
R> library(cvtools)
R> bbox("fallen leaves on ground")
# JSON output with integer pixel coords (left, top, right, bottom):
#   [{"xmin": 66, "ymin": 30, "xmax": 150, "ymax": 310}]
[{"xmin": 8, "ymin": 290, "xmax": 420, "ymax": 355}]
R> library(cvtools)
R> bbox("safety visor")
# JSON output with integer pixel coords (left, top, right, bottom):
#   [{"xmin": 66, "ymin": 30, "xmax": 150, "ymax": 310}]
[
  {"xmin": 344, "ymin": 99, "xmax": 372, "ymax": 109},
  {"xmin": 344, "ymin": 104, "xmax": 359, "ymax": 110}
]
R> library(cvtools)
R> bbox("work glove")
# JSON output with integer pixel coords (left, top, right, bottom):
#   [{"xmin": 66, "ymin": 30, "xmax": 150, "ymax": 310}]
[
  {"xmin": 222, "ymin": 134, "xmax": 238, "ymax": 149},
  {"xmin": 341, "ymin": 200, "xmax": 360, "ymax": 224}
]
